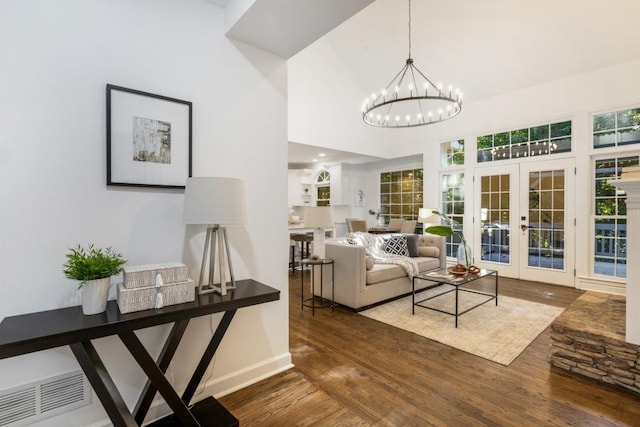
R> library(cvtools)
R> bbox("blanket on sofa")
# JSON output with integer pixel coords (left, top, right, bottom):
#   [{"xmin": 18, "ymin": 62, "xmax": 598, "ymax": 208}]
[{"xmin": 347, "ymin": 232, "xmax": 419, "ymax": 278}]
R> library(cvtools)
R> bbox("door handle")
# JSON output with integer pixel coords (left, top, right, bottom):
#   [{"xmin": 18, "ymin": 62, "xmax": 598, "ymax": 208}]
[{"xmin": 520, "ymin": 224, "xmax": 529, "ymax": 233}]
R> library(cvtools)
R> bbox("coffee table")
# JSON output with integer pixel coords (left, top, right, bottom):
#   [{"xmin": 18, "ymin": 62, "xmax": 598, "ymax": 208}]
[{"xmin": 412, "ymin": 268, "xmax": 498, "ymax": 327}]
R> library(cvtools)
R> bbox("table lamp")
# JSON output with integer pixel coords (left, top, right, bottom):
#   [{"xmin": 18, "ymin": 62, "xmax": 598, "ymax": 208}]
[
  {"xmin": 304, "ymin": 206, "xmax": 334, "ymax": 259},
  {"xmin": 183, "ymin": 177, "xmax": 248, "ymax": 295}
]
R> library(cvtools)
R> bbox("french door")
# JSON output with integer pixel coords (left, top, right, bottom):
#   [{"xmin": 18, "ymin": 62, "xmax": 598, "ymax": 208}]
[{"xmin": 473, "ymin": 159, "xmax": 575, "ymax": 286}]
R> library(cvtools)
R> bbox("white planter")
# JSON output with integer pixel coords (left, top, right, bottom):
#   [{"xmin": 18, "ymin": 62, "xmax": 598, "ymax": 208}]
[{"xmin": 81, "ymin": 277, "xmax": 111, "ymax": 315}]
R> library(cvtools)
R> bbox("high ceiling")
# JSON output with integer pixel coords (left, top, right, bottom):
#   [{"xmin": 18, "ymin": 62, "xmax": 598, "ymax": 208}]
[
  {"xmin": 224, "ymin": 0, "xmax": 640, "ymax": 164},
  {"xmin": 322, "ymin": 0, "xmax": 640, "ymax": 105}
]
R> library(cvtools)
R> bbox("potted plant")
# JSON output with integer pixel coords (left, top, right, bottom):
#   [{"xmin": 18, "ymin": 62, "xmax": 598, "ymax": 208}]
[
  {"xmin": 424, "ymin": 210, "xmax": 472, "ymax": 268},
  {"xmin": 63, "ymin": 244, "xmax": 126, "ymax": 315},
  {"xmin": 368, "ymin": 208, "xmax": 385, "ymax": 227}
]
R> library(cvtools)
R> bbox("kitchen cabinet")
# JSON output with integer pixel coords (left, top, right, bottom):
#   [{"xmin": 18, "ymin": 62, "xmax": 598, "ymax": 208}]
[{"xmin": 288, "ymin": 169, "xmax": 313, "ymax": 206}]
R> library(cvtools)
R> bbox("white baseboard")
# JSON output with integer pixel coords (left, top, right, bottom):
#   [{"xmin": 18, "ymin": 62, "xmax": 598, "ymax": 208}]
[
  {"xmin": 206, "ymin": 352, "xmax": 294, "ymax": 398},
  {"xmin": 576, "ymin": 276, "xmax": 626, "ymax": 295}
]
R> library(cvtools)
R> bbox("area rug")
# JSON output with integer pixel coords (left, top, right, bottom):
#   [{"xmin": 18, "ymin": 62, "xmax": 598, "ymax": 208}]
[{"xmin": 359, "ymin": 285, "xmax": 564, "ymax": 365}]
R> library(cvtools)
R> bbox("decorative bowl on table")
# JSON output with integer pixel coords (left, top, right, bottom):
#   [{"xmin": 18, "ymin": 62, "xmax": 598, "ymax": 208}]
[{"xmin": 447, "ymin": 264, "xmax": 468, "ymax": 275}]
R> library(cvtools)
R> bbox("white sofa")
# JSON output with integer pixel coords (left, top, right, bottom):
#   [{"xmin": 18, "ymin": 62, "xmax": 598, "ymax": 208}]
[{"xmin": 323, "ymin": 234, "xmax": 446, "ymax": 310}]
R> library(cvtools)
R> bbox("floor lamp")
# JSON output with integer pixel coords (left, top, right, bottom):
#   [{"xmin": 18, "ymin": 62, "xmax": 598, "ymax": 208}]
[{"xmin": 183, "ymin": 177, "xmax": 248, "ymax": 296}]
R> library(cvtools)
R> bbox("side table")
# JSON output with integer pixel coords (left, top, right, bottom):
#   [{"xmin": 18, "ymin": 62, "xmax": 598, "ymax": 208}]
[
  {"xmin": 0, "ymin": 280, "xmax": 279, "ymax": 426},
  {"xmin": 300, "ymin": 258, "xmax": 334, "ymax": 315}
]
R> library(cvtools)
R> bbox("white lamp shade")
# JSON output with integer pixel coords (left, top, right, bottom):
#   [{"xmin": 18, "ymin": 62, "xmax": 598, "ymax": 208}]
[
  {"xmin": 304, "ymin": 206, "xmax": 334, "ymax": 228},
  {"xmin": 419, "ymin": 208, "xmax": 440, "ymax": 223},
  {"xmin": 183, "ymin": 177, "xmax": 248, "ymax": 225}
]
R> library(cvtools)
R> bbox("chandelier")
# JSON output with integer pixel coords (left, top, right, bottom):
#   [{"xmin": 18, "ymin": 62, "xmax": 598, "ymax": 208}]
[{"xmin": 361, "ymin": 0, "xmax": 463, "ymax": 128}]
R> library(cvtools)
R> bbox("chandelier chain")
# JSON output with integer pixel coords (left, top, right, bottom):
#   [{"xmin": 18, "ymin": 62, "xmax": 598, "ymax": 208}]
[{"xmin": 408, "ymin": 0, "xmax": 412, "ymax": 59}]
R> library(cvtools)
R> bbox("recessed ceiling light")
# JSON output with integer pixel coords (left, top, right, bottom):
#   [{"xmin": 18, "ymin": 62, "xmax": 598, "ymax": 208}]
[
  {"xmin": 312, "ymin": 158, "xmax": 318, "ymax": 162},
  {"xmin": 319, "ymin": 152, "xmax": 326, "ymax": 157}
]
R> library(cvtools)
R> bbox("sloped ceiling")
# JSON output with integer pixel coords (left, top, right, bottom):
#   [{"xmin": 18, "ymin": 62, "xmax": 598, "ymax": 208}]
[
  {"xmin": 226, "ymin": 0, "xmax": 640, "ymax": 104},
  {"xmin": 225, "ymin": 0, "xmax": 640, "ymax": 162},
  {"xmin": 321, "ymin": 0, "xmax": 640, "ymax": 105},
  {"xmin": 225, "ymin": 0, "xmax": 374, "ymax": 59}
]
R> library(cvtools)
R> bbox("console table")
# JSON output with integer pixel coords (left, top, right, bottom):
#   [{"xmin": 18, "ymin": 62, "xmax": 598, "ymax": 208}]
[{"xmin": 0, "ymin": 279, "xmax": 280, "ymax": 426}]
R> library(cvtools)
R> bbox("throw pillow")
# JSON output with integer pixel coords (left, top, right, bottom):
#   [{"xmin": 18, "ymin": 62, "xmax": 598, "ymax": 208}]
[
  {"xmin": 419, "ymin": 246, "xmax": 440, "ymax": 258},
  {"xmin": 406, "ymin": 234, "xmax": 420, "ymax": 257},
  {"xmin": 365, "ymin": 256, "xmax": 374, "ymax": 270},
  {"xmin": 383, "ymin": 235, "xmax": 409, "ymax": 257}
]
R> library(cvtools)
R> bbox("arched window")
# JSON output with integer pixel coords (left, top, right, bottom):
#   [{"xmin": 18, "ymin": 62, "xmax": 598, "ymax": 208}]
[{"xmin": 316, "ymin": 170, "xmax": 330, "ymax": 206}]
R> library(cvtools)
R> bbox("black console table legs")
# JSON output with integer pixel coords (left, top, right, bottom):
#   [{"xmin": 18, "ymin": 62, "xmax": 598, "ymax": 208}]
[
  {"xmin": 183, "ymin": 309, "xmax": 236, "ymax": 405},
  {"xmin": 70, "ymin": 341, "xmax": 138, "ymax": 427},
  {"xmin": 120, "ymin": 330, "xmax": 199, "ymax": 426},
  {"xmin": 133, "ymin": 319, "xmax": 190, "ymax": 424},
  {"xmin": 71, "ymin": 310, "xmax": 238, "ymax": 426}
]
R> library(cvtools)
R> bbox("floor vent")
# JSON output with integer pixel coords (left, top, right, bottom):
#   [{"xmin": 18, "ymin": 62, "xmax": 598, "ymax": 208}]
[{"xmin": 0, "ymin": 370, "xmax": 90, "ymax": 426}]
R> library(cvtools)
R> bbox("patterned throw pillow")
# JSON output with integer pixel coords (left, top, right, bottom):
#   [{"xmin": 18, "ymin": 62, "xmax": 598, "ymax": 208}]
[{"xmin": 383, "ymin": 235, "xmax": 409, "ymax": 256}]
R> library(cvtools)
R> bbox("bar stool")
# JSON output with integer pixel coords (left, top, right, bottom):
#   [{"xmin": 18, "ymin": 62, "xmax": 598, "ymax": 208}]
[{"xmin": 289, "ymin": 233, "xmax": 313, "ymax": 272}]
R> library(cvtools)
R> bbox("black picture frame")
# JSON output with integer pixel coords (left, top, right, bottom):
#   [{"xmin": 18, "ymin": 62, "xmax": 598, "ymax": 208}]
[{"xmin": 106, "ymin": 84, "xmax": 192, "ymax": 189}]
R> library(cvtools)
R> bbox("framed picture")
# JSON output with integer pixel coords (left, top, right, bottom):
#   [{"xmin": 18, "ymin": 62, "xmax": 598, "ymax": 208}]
[
  {"xmin": 355, "ymin": 188, "xmax": 365, "ymax": 206},
  {"xmin": 106, "ymin": 84, "xmax": 192, "ymax": 188}
]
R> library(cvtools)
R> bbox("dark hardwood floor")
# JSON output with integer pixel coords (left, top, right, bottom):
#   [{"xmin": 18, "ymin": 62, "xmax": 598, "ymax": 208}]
[{"xmin": 219, "ymin": 271, "xmax": 640, "ymax": 426}]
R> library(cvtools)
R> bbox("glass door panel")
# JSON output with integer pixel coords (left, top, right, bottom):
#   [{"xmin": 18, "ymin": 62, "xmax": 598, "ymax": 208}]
[
  {"xmin": 519, "ymin": 159, "xmax": 575, "ymax": 285},
  {"xmin": 526, "ymin": 169, "xmax": 565, "ymax": 269},
  {"xmin": 480, "ymin": 174, "xmax": 511, "ymax": 264},
  {"xmin": 474, "ymin": 164, "xmax": 520, "ymax": 278}
]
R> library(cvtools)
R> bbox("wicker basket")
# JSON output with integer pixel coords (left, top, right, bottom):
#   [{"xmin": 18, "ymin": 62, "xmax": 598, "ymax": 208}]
[
  {"xmin": 117, "ymin": 278, "xmax": 195, "ymax": 314},
  {"xmin": 122, "ymin": 262, "xmax": 188, "ymax": 289}
]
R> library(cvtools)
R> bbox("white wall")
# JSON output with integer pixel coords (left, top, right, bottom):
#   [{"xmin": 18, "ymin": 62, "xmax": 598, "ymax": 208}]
[
  {"xmin": 0, "ymin": 1, "xmax": 290, "ymax": 424},
  {"xmin": 288, "ymin": 38, "xmax": 386, "ymax": 157}
]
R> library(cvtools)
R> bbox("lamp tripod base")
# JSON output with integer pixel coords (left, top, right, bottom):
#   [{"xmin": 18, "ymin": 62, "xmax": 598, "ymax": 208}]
[
  {"xmin": 198, "ymin": 225, "xmax": 237, "ymax": 296},
  {"xmin": 200, "ymin": 283, "xmax": 237, "ymax": 295}
]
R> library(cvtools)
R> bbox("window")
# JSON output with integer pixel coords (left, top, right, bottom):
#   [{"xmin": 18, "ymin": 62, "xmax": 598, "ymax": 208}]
[
  {"xmin": 440, "ymin": 139, "xmax": 465, "ymax": 167},
  {"xmin": 593, "ymin": 108, "xmax": 640, "ymax": 148},
  {"xmin": 477, "ymin": 121, "xmax": 571, "ymax": 163},
  {"xmin": 380, "ymin": 169, "xmax": 423, "ymax": 224},
  {"xmin": 441, "ymin": 173, "xmax": 464, "ymax": 258},
  {"xmin": 593, "ymin": 156, "xmax": 638, "ymax": 277},
  {"xmin": 316, "ymin": 170, "xmax": 330, "ymax": 206}
]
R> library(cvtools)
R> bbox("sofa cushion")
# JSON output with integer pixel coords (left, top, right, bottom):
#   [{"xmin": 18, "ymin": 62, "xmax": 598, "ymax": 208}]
[
  {"xmin": 383, "ymin": 235, "xmax": 409, "ymax": 256},
  {"xmin": 406, "ymin": 234, "xmax": 420, "ymax": 257},
  {"xmin": 366, "ymin": 264, "xmax": 407, "ymax": 285},
  {"xmin": 415, "ymin": 256, "xmax": 441, "ymax": 272},
  {"xmin": 419, "ymin": 246, "xmax": 440, "ymax": 258}
]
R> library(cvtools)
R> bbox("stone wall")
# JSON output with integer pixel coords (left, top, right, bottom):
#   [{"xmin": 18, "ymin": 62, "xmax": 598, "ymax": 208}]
[{"xmin": 550, "ymin": 292, "xmax": 640, "ymax": 393}]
